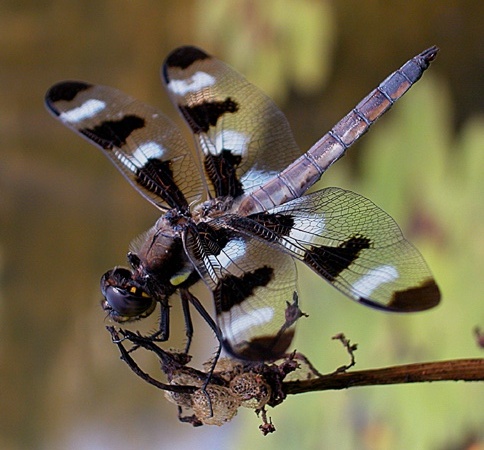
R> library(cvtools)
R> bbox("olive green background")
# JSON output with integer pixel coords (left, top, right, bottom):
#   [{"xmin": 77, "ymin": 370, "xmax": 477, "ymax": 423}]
[{"xmin": 1, "ymin": 1, "xmax": 482, "ymax": 449}]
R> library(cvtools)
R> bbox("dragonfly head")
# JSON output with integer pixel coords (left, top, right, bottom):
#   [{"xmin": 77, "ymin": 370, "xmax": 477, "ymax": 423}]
[{"xmin": 100, "ymin": 267, "xmax": 156, "ymax": 322}]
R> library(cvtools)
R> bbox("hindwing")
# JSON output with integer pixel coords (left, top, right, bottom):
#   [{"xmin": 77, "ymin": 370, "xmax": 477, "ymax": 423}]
[{"xmin": 229, "ymin": 187, "xmax": 440, "ymax": 312}]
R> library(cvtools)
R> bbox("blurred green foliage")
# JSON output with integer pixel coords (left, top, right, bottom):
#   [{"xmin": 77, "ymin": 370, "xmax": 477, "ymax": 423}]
[
  {"xmin": 239, "ymin": 76, "xmax": 484, "ymax": 450},
  {"xmin": 196, "ymin": 0, "xmax": 335, "ymax": 100}
]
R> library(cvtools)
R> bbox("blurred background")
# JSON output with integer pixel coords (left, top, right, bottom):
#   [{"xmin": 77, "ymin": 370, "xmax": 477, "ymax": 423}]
[{"xmin": 1, "ymin": 1, "xmax": 483, "ymax": 449}]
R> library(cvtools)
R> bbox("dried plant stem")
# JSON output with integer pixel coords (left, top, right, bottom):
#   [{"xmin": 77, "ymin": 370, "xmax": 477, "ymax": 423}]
[{"xmin": 284, "ymin": 358, "xmax": 484, "ymax": 395}]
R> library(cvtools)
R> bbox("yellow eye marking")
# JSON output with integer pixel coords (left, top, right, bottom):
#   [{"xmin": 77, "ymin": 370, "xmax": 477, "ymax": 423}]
[{"xmin": 129, "ymin": 286, "xmax": 150, "ymax": 298}]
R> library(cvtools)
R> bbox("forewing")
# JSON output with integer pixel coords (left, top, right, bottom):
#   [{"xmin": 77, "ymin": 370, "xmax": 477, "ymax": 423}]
[
  {"xmin": 183, "ymin": 222, "xmax": 301, "ymax": 360},
  {"xmin": 45, "ymin": 81, "xmax": 203, "ymax": 211},
  {"xmin": 233, "ymin": 187, "xmax": 440, "ymax": 312},
  {"xmin": 162, "ymin": 46, "xmax": 302, "ymax": 198}
]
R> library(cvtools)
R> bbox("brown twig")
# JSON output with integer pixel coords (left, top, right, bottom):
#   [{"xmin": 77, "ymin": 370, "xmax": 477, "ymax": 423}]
[
  {"xmin": 108, "ymin": 326, "xmax": 483, "ymax": 432},
  {"xmin": 284, "ymin": 358, "xmax": 484, "ymax": 395}
]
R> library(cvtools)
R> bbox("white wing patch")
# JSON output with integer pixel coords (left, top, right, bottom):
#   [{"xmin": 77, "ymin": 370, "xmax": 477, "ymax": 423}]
[
  {"xmin": 198, "ymin": 130, "xmax": 250, "ymax": 157},
  {"xmin": 60, "ymin": 99, "xmax": 106, "ymax": 123},
  {"xmin": 167, "ymin": 71, "xmax": 216, "ymax": 96},
  {"xmin": 222, "ymin": 306, "xmax": 275, "ymax": 343},
  {"xmin": 215, "ymin": 130, "xmax": 249, "ymax": 156},
  {"xmin": 289, "ymin": 213, "xmax": 326, "ymax": 244},
  {"xmin": 131, "ymin": 141, "xmax": 165, "ymax": 167},
  {"xmin": 352, "ymin": 265, "xmax": 399, "ymax": 298}
]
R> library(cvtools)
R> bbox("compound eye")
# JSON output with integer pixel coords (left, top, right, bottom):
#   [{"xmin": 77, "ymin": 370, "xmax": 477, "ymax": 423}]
[
  {"xmin": 100, "ymin": 268, "xmax": 156, "ymax": 322},
  {"xmin": 104, "ymin": 285, "xmax": 155, "ymax": 318}
]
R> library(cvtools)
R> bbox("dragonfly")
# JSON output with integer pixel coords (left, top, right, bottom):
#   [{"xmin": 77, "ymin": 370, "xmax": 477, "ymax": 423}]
[{"xmin": 45, "ymin": 45, "xmax": 440, "ymax": 362}]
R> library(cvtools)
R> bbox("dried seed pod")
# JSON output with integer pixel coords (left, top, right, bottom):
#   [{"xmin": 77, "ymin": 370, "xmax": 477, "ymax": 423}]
[
  {"xmin": 230, "ymin": 372, "xmax": 272, "ymax": 409},
  {"xmin": 192, "ymin": 385, "xmax": 241, "ymax": 426},
  {"xmin": 212, "ymin": 357, "xmax": 244, "ymax": 382},
  {"xmin": 164, "ymin": 372, "xmax": 202, "ymax": 408}
]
